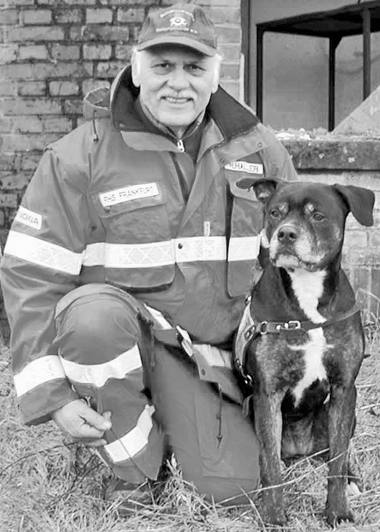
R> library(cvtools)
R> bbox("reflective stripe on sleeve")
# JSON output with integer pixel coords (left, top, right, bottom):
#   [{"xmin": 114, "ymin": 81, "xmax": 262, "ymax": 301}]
[
  {"xmin": 83, "ymin": 236, "xmax": 227, "ymax": 268},
  {"xmin": 83, "ymin": 241, "xmax": 173, "ymax": 267},
  {"xmin": 228, "ymin": 236, "xmax": 261, "ymax": 261},
  {"xmin": 82, "ymin": 242, "xmax": 106, "ymax": 267},
  {"xmin": 5, "ymin": 232, "xmax": 259, "ymax": 272},
  {"xmin": 4, "ymin": 231, "xmax": 83, "ymax": 275},
  {"xmin": 106, "ymin": 241, "xmax": 174, "ymax": 268},
  {"xmin": 103, "ymin": 405, "xmax": 155, "ymax": 463},
  {"xmin": 60, "ymin": 344, "xmax": 142, "ymax": 388},
  {"xmin": 174, "ymin": 236, "xmax": 226, "ymax": 262},
  {"xmin": 14, "ymin": 355, "xmax": 66, "ymax": 397}
]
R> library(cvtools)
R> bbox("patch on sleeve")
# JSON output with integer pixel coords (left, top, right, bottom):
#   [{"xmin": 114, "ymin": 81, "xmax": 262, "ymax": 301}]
[
  {"xmin": 225, "ymin": 161, "xmax": 264, "ymax": 174},
  {"xmin": 15, "ymin": 206, "xmax": 42, "ymax": 230}
]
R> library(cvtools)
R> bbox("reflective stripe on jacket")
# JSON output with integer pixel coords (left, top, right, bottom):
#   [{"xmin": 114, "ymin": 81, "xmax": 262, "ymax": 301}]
[{"xmin": 0, "ymin": 66, "xmax": 298, "ymax": 425}]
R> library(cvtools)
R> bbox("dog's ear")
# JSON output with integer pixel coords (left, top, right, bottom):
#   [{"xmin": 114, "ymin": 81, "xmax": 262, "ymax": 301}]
[
  {"xmin": 236, "ymin": 177, "xmax": 279, "ymax": 203},
  {"xmin": 333, "ymin": 184, "xmax": 375, "ymax": 227}
]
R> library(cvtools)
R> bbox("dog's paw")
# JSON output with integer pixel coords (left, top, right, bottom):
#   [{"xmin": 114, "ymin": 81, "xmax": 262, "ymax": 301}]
[
  {"xmin": 324, "ymin": 507, "xmax": 355, "ymax": 527},
  {"xmin": 262, "ymin": 510, "xmax": 288, "ymax": 528}
]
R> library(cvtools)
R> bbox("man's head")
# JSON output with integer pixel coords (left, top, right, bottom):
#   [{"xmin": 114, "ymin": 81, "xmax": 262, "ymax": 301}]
[{"xmin": 132, "ymin": 4, "xmax": 222, "ymax": 136}]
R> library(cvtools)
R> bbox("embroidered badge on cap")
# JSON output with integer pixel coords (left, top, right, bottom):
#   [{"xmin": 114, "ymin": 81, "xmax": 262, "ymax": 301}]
[
  {"xmin": 225, "ymin": 161, "xmax": 264, "ymax": 174},
  {"xmin": 169, "ymin": 14, "xmax": 189, "ymax": 28},
  {"xmin": 15, "ymin": 206, "xmax": 42, "ymax": 230},
  {"xmin": 99, "ymin": 183, "xmax": 160, "ymax": 208}
]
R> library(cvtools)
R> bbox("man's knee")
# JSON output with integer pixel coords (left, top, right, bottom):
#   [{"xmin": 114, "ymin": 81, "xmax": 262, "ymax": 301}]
[{"xmin": 55, "ymin": 284, "xmax": 142, "ymax": 363}]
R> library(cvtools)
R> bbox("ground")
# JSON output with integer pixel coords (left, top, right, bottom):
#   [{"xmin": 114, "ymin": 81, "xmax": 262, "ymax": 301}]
[{"xmin": 0, "ymin": 331, "xmax": 379, "ymax": 532}]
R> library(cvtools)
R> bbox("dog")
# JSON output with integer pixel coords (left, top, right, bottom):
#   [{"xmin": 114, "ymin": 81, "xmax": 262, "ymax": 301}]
[{"xmin": 233, "ymin": 178, "xmax": 375, "ymax": 527}]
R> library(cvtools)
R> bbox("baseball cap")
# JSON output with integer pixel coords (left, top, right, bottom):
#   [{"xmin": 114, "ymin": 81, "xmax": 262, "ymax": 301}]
[{"xmin": 137, "ymin": 3, "xmax": 217, "ymax": 57}]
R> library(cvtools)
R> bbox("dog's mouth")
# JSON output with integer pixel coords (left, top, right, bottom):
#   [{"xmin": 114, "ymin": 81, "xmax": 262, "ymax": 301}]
[{"xmin": 271, "ymin": 250, "xmax": 320, "ymax": 272}]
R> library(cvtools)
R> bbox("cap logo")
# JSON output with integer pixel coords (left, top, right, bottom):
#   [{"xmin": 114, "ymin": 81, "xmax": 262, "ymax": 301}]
[
  {"xmin": 156, "ymin": 9, "xmax": 195, "ymax": 34},
  {"xmin": 137, "ymin": 5, "xmax": 217, "ymax": 56},
  {"xmin": 170, "ymin": 16, "xmax": 188, "ymax": 28}
]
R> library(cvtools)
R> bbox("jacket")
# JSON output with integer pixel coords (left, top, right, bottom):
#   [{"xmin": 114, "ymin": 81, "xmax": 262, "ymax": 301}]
[{"xmin": 0, "ymin": 66, "xmax": 298, "ymax": 425}]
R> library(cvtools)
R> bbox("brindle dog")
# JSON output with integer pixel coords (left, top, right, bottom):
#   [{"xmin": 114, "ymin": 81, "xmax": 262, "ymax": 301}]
[{"xmin": 234, "ymin": 179, "xmax": 375, "ymax": 527}]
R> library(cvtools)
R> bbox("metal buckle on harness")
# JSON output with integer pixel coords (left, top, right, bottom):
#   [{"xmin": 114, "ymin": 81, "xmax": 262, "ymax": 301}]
[
  {"xmin": 286, "ymin": 320, "xmax": 301, "ymax": 330},
  {"xmin": 259, "ymin": 321, "xmax": 268, "ymax": 335},
  {"xmin": 243, "ymin": 373, "xmax": 253, "ymax": 387},
  {"xmin": 244, "ymin": 326, "xmax": 255, "ymax": 340}
]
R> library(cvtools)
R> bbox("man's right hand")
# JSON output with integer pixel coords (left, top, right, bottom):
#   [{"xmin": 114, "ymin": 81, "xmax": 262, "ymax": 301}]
[{"xmin": 51, "ymin": 399, "xmax": 112, "ymax": 447}]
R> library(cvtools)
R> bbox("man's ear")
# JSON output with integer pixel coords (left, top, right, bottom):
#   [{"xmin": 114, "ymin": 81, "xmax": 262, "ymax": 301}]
[
  {"xmin": 211, "ymin": 55, "xmax": 222, "ymax": 94},
  {"xmin": 131, "ymin": 49, "xmax": 141, "ymax": 88},
  {"xmin": 332, "ymin": 184, "xmax": 375, "ymax": 227},
  {"xmin": 236, "ymin": 177, "xmax": 280, "ymax": 203}
]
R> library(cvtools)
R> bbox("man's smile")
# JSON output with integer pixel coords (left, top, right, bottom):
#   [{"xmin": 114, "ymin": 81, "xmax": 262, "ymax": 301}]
[{"xmin": 163, "ymin": 96, "xmax": 192, "ymax": 104}]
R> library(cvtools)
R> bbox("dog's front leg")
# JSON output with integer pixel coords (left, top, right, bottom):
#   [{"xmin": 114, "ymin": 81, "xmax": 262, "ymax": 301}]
[
  {"xmin": 325, "ymin": 383, "xmax": 356, "ymax": 526},
  {"xmin": 255, "ymin": 390, "xmax": 287, "ymax": 526}
]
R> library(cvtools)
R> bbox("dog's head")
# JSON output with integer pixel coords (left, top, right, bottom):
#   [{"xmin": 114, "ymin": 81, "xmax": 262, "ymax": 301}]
[{"xmin": 237, "ymin": 178, "xmax": 375, "ymax": 272}]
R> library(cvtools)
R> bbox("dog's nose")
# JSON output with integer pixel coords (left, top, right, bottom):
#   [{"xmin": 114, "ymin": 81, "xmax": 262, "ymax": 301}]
[{"xmin": 278, "ymin": 225, "xmax": 298, "ymax": 244}]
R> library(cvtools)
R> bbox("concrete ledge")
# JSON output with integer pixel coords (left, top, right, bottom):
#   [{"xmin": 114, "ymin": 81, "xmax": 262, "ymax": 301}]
[{"xmin": 280, "ymin": 136, "xmax": 380, "ymax": 171}]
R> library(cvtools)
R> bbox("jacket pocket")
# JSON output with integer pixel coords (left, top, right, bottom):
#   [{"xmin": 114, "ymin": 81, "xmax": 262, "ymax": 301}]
[
  {"xmin": 92, "ymin": 184, "xmax": 170, "ymax": 243},
  {"xmin": 91, "ymin": 185, "xmax": 175, "ymax": 290}
]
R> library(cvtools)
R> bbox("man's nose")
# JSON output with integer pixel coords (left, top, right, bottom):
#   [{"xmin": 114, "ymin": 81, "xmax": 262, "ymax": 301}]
[{"xmin": 167, "ymin": 67, "xmax": 189, "ymax": 90}]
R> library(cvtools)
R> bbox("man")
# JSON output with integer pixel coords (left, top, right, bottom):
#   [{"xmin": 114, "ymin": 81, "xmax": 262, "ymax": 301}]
[{"xmin": 0, "ymin": 3, "xmax": 297, "ymax": 511}]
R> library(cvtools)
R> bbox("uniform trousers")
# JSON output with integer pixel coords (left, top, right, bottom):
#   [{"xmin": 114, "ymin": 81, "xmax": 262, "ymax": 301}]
[{"xmin": 54, "ymin": 283, "xmax": 260, "ymax": 505}]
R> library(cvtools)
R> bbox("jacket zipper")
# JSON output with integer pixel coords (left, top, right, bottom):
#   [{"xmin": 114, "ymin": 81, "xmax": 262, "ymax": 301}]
[
  {"xmin": 177, "ymin": 139, "xmax": 185, "ymax": 152},
  {"xmin": 170, "ymin": 151, "xmax": 190, "ymax": 201}
]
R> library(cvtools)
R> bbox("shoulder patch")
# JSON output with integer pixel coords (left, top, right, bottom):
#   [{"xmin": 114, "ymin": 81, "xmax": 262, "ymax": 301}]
[
  {"xmin": 15, "ymin": 206, "xmax": 42, "ymax": 230},
  {"xmin": 225, "ymin": 161, "xmax": 264, "ymax": 174}
]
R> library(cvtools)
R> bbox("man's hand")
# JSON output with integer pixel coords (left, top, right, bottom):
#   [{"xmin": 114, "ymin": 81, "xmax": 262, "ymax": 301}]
[{"xmin": 51, "ymin": 399, "xmax": 112, "ymax": 447}]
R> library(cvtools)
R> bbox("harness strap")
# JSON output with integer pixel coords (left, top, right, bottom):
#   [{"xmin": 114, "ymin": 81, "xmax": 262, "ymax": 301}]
[
  {"xmin": 234, "ymin": 296, "xmax": 361, "ymax": 389},
  {"xmin": 144, "ymin": 304, "xmax": 244, "ymax": 405}
]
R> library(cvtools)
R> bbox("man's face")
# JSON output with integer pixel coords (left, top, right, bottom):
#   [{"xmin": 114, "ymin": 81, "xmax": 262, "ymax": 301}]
[{"xmin": 132, "ymin": 45, "xmax": 220, "ymax": 136}]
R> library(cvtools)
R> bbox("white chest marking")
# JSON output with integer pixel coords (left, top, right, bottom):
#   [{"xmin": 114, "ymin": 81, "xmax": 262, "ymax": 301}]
[
  {"xmin": 287, "ymin": 269, "xmax": 332, "ymax": 405},
  {"xmin": 290, "ymin": 328, "xmax": 329, "ymax": 404},
  {"xmin": 288, "ymin": 269, "xmax": 326, "ymax": 323}
]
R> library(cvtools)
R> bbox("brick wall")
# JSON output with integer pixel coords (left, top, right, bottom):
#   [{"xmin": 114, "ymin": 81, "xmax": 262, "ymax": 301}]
[{"xmin": 0, "ymin": 0, "xmax": 242, "ymax": 339}]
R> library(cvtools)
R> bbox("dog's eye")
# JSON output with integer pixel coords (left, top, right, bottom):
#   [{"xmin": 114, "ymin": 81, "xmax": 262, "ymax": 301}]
[
  {"xmin": 270, "ymin": 209, "xmax": 281, "ymax": 219},
  {"xmin": 312, "ymin": 212, "xmax": 325, "ymax": 222}
]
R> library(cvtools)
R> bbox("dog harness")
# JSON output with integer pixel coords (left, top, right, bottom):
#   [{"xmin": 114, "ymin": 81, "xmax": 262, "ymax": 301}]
[{"xmin": 234, "ymin": 294, "xmax": 361, "ymax": 390}]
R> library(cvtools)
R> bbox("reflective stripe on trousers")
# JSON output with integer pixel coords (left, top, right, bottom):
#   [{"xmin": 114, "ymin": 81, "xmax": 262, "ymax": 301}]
[
  {"xmin": 54, "ymin": 283, "xmax": 260, "ymax": 502},
  {"xmin": 54, "ymin": 283, "xmax": 165, "ymax": 483}
]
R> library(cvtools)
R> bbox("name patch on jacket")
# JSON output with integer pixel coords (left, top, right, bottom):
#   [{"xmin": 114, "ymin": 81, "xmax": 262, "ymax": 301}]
[
  {"xmin": 15, "ymin": 206, "xmax": 42, "ymax": 230},
  {"xmin": 99, "ymin": 183, "xmax": 159, "ymax": 208},
  {"xmin": 225, "ymin": 161, "xmax": 263, "ymax": 174}
]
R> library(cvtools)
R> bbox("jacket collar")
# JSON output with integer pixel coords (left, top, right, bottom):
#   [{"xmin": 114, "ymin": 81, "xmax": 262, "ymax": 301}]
[{"xmin": 109, "ymin": 66, "xmax": 260, "ymax": 142}]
